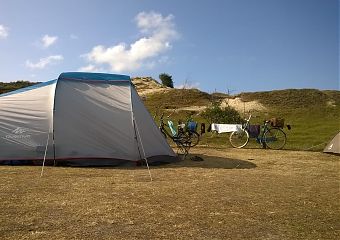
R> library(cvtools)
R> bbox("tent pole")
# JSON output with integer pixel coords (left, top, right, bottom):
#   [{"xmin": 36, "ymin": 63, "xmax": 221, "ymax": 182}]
[
  {"xmin": 40, "ymin": 128, "xmax": 51, "ymax": 177},
  {"xmin": 133, "ymin": 118, "xmax": 153, "ymax": 182},
  {"xmin": 52, "ymin": 130, "xmax": 56, "ymax": 166},
  {"xmin": 132, "ymin": 118, "xmax": 143, "ymax": 163}
]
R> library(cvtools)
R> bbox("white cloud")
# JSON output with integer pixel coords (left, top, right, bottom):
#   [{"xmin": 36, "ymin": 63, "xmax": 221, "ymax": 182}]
[
  {"xmin": 78, "ymin": 64, "xmax": 104, "ymax": 72},
  {"xmin": 41, "ymin": 34, "xmax": 58, "ymax": 48},
  {"xmin": 0, "ymin": 25, "xmax": 9, "ymax": 39},
  {"xmin": 81, "ymin": 11, "xmax": 179, "ymax": 73},
  {"xmin": 25, "ymin": 55, "xmax": 63, "ymax": 69}
]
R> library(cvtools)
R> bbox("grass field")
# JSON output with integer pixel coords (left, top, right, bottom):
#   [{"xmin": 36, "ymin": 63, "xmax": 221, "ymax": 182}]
[
  {"xmin": 147, "ymin": 89, "xmax": 340, "ymax": 151},
  {"xmin": 1, "ymin": 148, "xmax": 339, "ymax": 240}
]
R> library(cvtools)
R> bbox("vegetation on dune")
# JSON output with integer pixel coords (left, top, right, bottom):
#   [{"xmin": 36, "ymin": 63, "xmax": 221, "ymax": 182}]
[
  {"xmin": 144, "ymin": 88, "xmax": 212, "ymax": 111},
  {"xmin": 0, "ymin": 81, "xmax": 38, "ymax": 94},
  {"xmin": 159, "ymin": 73, "xmax": 174, "ymax": 88},
  {"xmin": 210, "ymin": 92, "xmax": 230, "ymax": 99},
  {"xmin": 145, "ymin": 87, "xmax": 340, "ymax": 151},
  {"xmin": 237, "ymin": 89, "xmax": 340, "ymax": 109},
  {"xmin": 201, "ymin": 102, "xmax": 242, "ymax": 124}
]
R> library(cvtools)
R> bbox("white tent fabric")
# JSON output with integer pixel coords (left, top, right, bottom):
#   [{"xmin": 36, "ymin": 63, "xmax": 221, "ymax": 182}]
[
  {"xmin": 131, "ymin": 88, "xmax": 174, "ymax": 157},
  {"xmin": 323, "ymin": 132, "xmax": 340, "ymax": 154},
  {"xmin": 54, "ymin": 80, "xmax": 140, "ymax": 160},
  {"xmin": 0, "ymin": 72, "xmax": 176, "ymax": 165},
  {"xmin": 0, "ymin": 81, "xmax": 56, "ymax": 160}
]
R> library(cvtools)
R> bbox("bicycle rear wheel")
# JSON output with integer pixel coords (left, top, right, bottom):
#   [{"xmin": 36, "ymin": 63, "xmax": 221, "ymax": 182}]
[
  {"xmin": 174, "ymin": 134, "xmax": 190, "ymax": 159},
  {"xmin": 264, "ymin": 128, "xmax": 286, "ymax": 150},
  {"xmin": 229, "ymin": 129, "xmax": 249, "ymax": 148},
  {"xmin": 186, "ymin": 131, "xmax": 200, "ymax": 147}
]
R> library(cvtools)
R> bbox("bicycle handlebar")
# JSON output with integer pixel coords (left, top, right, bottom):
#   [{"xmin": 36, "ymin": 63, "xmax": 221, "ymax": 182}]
[
  {"xmin": 245, "ymin": 114, "xmax": 252, "ymax": 122},
  {"xmin": 245, "ymin": 115, "xmax": 271, "ymax": 124},
  {"xmin": 167, "ymin": 108, "xmax": 177, "ymax": 118}
]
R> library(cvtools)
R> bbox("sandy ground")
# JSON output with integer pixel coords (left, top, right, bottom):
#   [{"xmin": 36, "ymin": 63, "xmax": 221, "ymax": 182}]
[
  {"xmin": 132, "ymin": 77, "xmax": 170, "ymax": 96},
  {"xmin": 0, "ymin": 148, "xmax": 339, "ymax": 240},
  {"xmin": 132, "ymin": 78, "xmax": 266, "ymax": 113},
  {"xmin": 221, "ymin": 97, "xmax": 267, "ymax": 113},
  {"xmin": 174, "ymin": 98, "xmax": 266, "ymax": 113}
]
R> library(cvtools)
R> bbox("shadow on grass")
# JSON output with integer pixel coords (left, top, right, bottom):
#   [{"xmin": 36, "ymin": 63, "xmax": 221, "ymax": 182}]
[
  {"xmin": 0, "ymin": 154, "xmax": 256, "ymax": 170},
  {"xmin": 92, "ymin": 153, "xmax": 256, "ymax": 170},
  {"xmin": 154, "ymin": 153, "xmax": 257, "ymax": 169}
]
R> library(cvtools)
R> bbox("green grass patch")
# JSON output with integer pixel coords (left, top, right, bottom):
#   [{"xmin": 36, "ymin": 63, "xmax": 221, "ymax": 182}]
[{"xmin": 146, "ymin": 89, "xmax": 340, "ymax": 152}]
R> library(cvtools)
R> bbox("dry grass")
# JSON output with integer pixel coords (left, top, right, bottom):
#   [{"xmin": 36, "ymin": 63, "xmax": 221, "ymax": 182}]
[{"xmin": 0, "ymin": 148, "xmax": 339, "ymax": 239}]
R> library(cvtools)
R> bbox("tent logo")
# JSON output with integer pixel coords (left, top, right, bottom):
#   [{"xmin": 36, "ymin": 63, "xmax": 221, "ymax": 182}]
[
  {"xmin": 12, "ymin": 127, "xmax": 30, "ymax": 134},
  {"xmin": 5, "ymin": 127, "xmax": 32, "ymax": 139}
]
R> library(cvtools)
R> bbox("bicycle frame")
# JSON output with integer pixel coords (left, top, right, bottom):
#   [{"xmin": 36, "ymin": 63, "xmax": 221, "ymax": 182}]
[
  {"xmin": 250, "ymin": 117, "xmax": 272, "ymax": 146},
  {"xmin": 161, "ymin": 119, "xmax": 190, "ymax": 158},
  {"xmin": 254, "ymin": 123, "xmax": 270, "ymax": 147},
  {"xmin": 159, "ymin": 114, "xmax": 184, "ymax": 140},
  {"xmin": 233, "ymin": 114, "xmax": 286, "ymax": 149},
  {"xmin": 160, "ymin": 126, "xmax": 173, "ymax": 139},
  {"xmin": 157, "ymin": 111, "xmax": 200, "ymax": 153}
]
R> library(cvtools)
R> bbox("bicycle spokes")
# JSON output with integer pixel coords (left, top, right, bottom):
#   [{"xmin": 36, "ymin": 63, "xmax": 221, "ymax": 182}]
[{"xmin": 264, "ymin": 128, "xmax": 286, "ymax": 150}]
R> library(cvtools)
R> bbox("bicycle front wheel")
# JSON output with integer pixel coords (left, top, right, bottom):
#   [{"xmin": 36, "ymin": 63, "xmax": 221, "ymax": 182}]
[
  {"xmin": 229, "ymin": 129, "xmax": 249, "ymax": 148},
  {"xmin": 264, "ymin": 128, "xmax": 286, "ymax": 150}
]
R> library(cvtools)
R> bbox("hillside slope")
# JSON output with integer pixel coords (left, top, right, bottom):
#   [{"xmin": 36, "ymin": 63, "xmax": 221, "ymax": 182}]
[
  {"xmin": 1, "ymin": 78, "xmax": 339, "ymax": 151},
  {"xmin": 135, "ymin": 79, "xmax": 339, "ymax": 151},
  {"xmin": 0, "ymin": 81, "xmax": 37, "ymax": 94},
  {"xmin": 238, "ymin": 89, "xmax": 340, "ymax": 110},
  {"xmin": 132, "ymin": 77, "xmax": 169, "ymax": 95}
]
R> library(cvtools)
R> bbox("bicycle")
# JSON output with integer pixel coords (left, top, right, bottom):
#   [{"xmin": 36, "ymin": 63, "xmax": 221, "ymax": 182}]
[
  {"xmin": 178, "ymin": 118, "xmax": 200, "ymax": 147},
  {"xmin": 158, "ymin": 112, "xmax": 200, "ymax": 156},
  {"xmin": 229, "ymin": 114, "xmax": 287, "ymax": 150}
]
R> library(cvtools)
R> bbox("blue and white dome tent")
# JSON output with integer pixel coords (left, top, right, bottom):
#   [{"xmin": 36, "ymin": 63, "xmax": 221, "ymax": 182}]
[{"xmin": 0, "ymin": 72, "xmax": 176, "ymax": 167}]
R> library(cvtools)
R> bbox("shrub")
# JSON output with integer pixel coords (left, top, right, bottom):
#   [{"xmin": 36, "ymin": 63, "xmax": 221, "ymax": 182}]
[
  {"xmin": 159, "ymin": 73, "xmax": 174, "ymax": 88},
  {"xmin": 201, "ymin": 102, "xmax": 242, "ymax": 124}
]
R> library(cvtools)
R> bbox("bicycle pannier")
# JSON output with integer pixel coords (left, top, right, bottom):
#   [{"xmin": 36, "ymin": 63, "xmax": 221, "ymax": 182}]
[
  {"xmin": 167, "ymin": 120, "xmax": 177, "ymax": 136},
  {"xmin": 248, "ymin": 125, "xmax": 260, "ymax": 137},
  {"xmin": 187, "ymin": 121, "xmax": 197, "ymax": 132},
  {"xmin": 270, "ymin": 118, "xmax": 284, "ymax": 128}
]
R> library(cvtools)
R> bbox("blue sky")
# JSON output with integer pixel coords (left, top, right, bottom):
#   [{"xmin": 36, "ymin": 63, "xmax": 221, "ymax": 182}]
[{"xmin": 0, "ymin": 0, "xmax": 338, "ymax": 93}]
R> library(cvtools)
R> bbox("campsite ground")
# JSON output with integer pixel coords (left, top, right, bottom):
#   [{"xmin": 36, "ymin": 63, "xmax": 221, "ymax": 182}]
[{"xmin": 0, "ymin": 148, "xmax": 339, "ymax": 240}]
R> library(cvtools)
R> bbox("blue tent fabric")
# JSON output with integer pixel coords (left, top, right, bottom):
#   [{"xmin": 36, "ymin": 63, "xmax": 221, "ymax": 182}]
[
  {"xmin": 0, "ymin": 72, "xmax": 131, "ymax": 98},
  {"xmin": 58, "ymin": 72, "xmax": 130, "ymax": 82}
]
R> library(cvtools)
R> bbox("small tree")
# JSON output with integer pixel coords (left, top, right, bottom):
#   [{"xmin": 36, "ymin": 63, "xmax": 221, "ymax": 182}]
[
  {"xmin": 201, "ymin": 102, "xmax": 242, "ymax": 124},
  {"xmin": 159, "ymin": 73, "xmax": 174, "ymax": 88}
]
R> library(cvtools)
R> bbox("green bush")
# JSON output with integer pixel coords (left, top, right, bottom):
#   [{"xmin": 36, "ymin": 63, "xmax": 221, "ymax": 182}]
[
  {"xmin": 159, "ymin": 73, "xmax": 174, "ymax": 88},
  {"xmin": 201, "ymin": 102, "xmax": 242, "ymax": 124}
]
